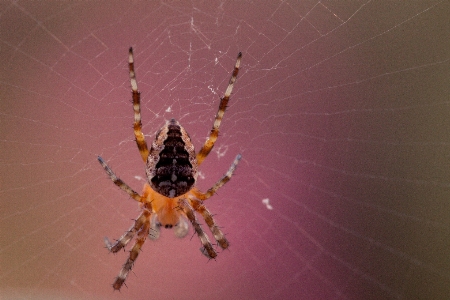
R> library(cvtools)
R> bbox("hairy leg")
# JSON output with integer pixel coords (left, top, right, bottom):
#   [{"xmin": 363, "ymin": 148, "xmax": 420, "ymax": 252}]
[
  {"xmin": 189, "ymin": 198, "xmax": 229, "ymax": 250},
  {"xmin": 178, "ymin": 198, "xmax": 217, "ymax": 259},
  {"xmin": 129, "ymin": 47, "xmax": 149, "ymax": 163},
  {"xmin": 111, "ymin": 210, "xmax": 151, "ymax": 290},
  {"xmin": 196, "ymin": 53, "xmax": 242, "ymax": 166},
  {"xmin": 98, "ymin": 156, "xmax": 143, "ymax": 203},
  {"xmin": 192, "ymin": 154, "xmax": 241, "ymax": 200}
]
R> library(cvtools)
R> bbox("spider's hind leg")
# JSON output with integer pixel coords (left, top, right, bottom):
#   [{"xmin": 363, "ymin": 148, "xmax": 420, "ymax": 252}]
[
  {"xmin": 184, "ymin": 154, "xmax": 241, "ymax": 252},
  {"xmin": 112, "ymin": 210, "xmax": 151, "ymax": 291},
  {"xmin": 190, "ymin": 198, "xmax": 229, "ymax": 250},
  {"xmin": 104, "ymin": 211, "xmax": 147, "ymax": 253},
  {"xmin": 178, "ymin": 198, "xmax": 217, "ymax": 259}
]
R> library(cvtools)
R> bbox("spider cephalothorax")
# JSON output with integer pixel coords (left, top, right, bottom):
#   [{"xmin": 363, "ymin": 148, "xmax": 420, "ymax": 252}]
[{"xmin": 98, "ymin": 48, "xmax": 242, "ymax": 290}]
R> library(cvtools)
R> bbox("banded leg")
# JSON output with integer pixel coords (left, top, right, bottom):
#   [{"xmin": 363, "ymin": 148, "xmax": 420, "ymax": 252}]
[
  {"xmin": 178, "ymin": 198, "xmax": 217, "ymax": 259},
  {"xmin": 98, "ymin": 156, "xmax": 143, "ymax": 203},
  {"xmin": 192, "ymin": 154, "xmax": 241, "ymax": 200},
  {"xmin": 129, "ymin": 47, "xmax": 149, "ymax": 163},
  {"xmin": 112, "ymin": 210, "xmax": 151, "ymax": 290},
  {"xmin": 196, "ymin": 52, "xmax": 242, "ymax": 166},
  {"xmin": 104, "ymin": 211, "xmax": 147, "ymax": 253},
  {"xmin": 190, "ymin": 198, "xmax": 229, "ymax": 250}
]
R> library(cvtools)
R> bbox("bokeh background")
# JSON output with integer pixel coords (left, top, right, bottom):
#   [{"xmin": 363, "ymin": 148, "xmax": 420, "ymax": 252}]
[{"xmin": 1, "ymin": 1, "xmax": 449, "ymax": 299}]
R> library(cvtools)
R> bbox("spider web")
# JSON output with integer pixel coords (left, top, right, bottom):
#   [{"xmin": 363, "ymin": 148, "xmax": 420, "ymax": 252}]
[{"xmin": 1, "ymin": 1, "xmax": 449, "ymax": 299}]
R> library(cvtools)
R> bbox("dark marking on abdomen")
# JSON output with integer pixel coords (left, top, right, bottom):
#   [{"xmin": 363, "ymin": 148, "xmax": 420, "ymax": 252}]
[{"xmin": 151, "ymin": 120, "xmax": 195, "ymax": 197}]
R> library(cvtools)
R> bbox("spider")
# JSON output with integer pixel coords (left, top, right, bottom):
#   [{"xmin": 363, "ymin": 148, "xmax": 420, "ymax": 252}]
[{"xmin": 97, "ymin": 47, "xmax": 242, "ymax": 290}]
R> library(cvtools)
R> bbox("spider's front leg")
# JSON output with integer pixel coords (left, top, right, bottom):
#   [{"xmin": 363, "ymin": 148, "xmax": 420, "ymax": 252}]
[
  {"xmin": 196, "ymin": 53, "xmax": 242, "ymax": 166},
  {"xmin": 128, "ymin": 47, "xmax": 150, "ymax": 163}
]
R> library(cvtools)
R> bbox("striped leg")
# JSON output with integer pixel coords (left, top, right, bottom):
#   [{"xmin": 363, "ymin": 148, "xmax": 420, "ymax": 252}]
[
  {"xmin": 192, "ymin": 154, "xmax": 241, "ymax": 201},
  {"xmin": 104, "ymin": 211, "xmax": 147, "ymax": 253},
  {"xmin": 97, "ymin": 156, "xmax": 143, "ymax": 203},
  {"xmin": 178, "ymin": 198, "xmax": 217, "ymax": 259},
  {"xmin": 111, "ymin": 210, "xmax": 151, "ymax": 290},
  {"xmin": 189, "ymin": 198, "xmax": 229, "ymax": 250},
  {"xmin": 129, "ymin": 47, "xmax": 149, "ymax": 163},
  {"xmin": 196, "ymin": 52, "xmax": 242, "ymax": 166}
]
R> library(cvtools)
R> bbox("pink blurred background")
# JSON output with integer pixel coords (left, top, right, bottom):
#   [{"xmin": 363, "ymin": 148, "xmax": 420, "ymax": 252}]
[{"xmin": 1, "ymin": 1, "xmax": 449, "ymax": 299}]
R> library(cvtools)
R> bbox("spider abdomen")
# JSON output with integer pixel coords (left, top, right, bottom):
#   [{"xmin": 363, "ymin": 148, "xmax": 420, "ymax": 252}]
[{"xmin": 146, "ymin": 119, "xmax": 198, "ymax": 198}]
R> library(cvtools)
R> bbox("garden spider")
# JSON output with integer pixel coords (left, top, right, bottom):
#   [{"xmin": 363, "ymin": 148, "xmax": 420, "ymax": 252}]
[{"xmin": 98, "ymin": 48, "xmax": 242, "ymax": 290}]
